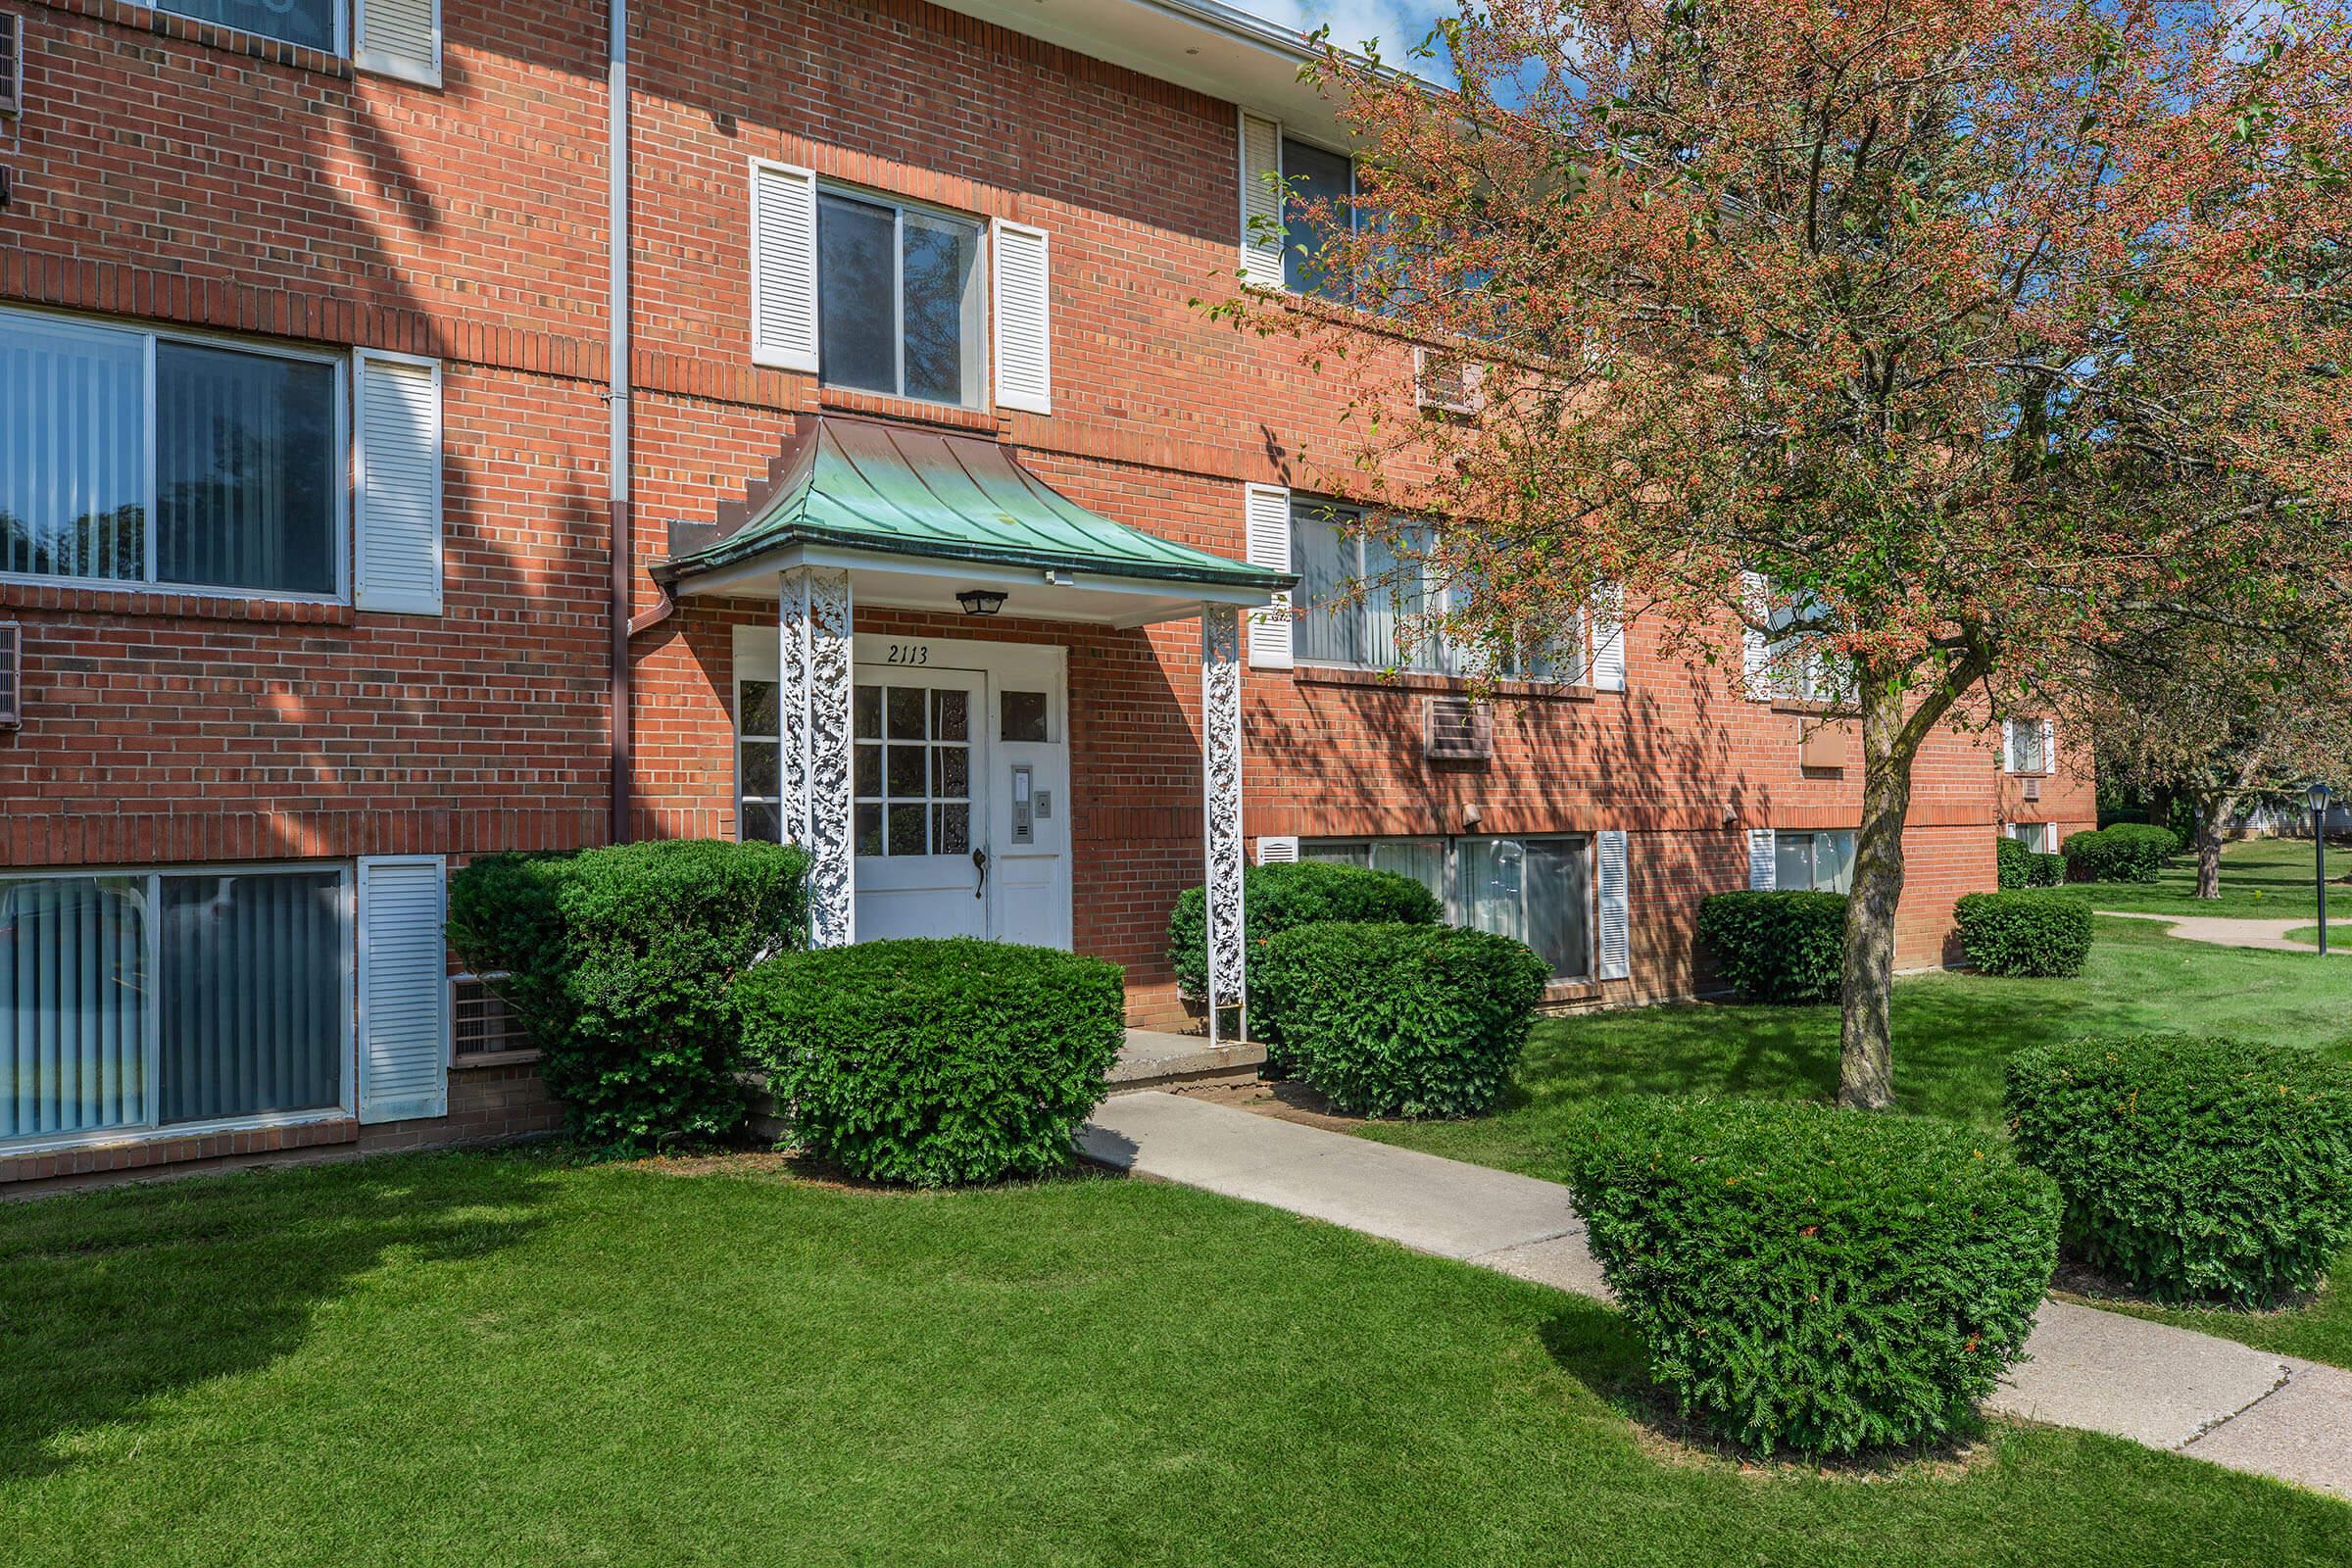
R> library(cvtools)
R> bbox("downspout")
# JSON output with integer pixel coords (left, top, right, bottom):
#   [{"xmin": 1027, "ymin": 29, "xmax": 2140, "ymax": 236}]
[{"xmin": 607, "ymin": 0, "xmax": 633, "ymax": 844}]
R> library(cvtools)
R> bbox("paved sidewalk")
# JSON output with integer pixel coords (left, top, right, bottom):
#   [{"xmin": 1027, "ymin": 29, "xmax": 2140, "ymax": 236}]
[
  {"xmin": 2098, "ymin": 909, "xmax": 2341, "ymax": 954},
  {"xmin": 1081, "ymin": 1091, "xmax": 2352, "ymax": 1500}
]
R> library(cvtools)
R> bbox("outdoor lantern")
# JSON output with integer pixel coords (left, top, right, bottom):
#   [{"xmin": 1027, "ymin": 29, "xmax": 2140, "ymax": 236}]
[
  {"xmin": 2307, "ymin": 780, "xmax": 2332, "ymax": 818},
  {"xmin": 956, "ymin": 589, "xmax": 1008, "ymax": 616}
]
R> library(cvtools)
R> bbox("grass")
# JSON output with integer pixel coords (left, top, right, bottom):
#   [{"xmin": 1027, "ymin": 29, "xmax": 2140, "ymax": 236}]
[
  {"xmin": 1360, "ymin": 915, "xmax": 2352, "ymax": 1372},
  {"xmin": 3, "ymin": 1150, "xmax": 2348, "ymax": 1566},
  {"xmin": 2072, "ymin": 833, "xmax": 2351, "ymax": 918}
]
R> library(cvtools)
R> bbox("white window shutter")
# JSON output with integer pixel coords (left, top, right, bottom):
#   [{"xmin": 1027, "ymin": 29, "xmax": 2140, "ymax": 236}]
[
  {"xmin": 992, "ymin": 219, "xmax": 1052, "ymax": 415},
  {"xmin": 751, "ymin": 160, "xmax": 819, "ymax": 373},
  {"xmin": 1595, "ymin": 829, "xmax": 1631, "ymax": 981},
  {"xmin": 1590, "ymin": 581, "xmax": 1626, "ymax": 691},
  {"xmin": 355, "ymin": 0, "xmax": 441, "ymax": 86},
  {"xmin": 1256, "ymin": 835, "xmax": 1299, "ymax": 865},
  {"xmin": 1239, "ymin": 111, "xmax": 1285, "ymax": 288},
  {"xmin": 358, "ymin": 856, "xmax": 450, "ymax": 1125},
  {"xmin": 1245, "ymin": 483, "xmax": 1294, "ymax": 669},
  {"xmin": 1740, "ymin": 571, "xmax": 1772, "ymax": 700},
  {"xmin": 1747, "ymin": 828, "xmax": 1777, "ymax": 890},
  {"xmin": 2041, "ymin": 717, "xmax": 2056, "ymax": 774},
  {"xmin": 354, "ymin": 351, "xmax": 444, "ymax": 615},
  {"xmin": 2044, "ymin": 820, "xmax": 2059, "ymax": 849},
  {"xmin": 2003, "ymin": 718, "xmax": 2020, "ymax": 773}
]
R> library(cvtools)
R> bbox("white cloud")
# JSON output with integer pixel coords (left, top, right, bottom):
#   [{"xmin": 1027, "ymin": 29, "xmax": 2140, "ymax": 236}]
[{"xmin": 1241, "ymin": 0, "xmax": 1447, "ymax": 63}]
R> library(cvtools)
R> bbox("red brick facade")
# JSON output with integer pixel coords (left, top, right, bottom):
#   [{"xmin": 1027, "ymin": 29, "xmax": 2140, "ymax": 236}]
[{"xmin": 0, "ymin": 0, "xmax": 2094, "ymax": 1188}]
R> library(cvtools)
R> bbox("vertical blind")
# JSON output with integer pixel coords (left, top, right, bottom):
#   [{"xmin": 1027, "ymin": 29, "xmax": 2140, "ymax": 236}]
[
  {"xmin": 1, "ymin": 877, "xmax": 150, "ymax": 1142},
  {"xmin": 157, "ymin": 344, "xmax": 338, "ymax": 597},
  {"xmin": 0, "ymin": 316, "xmax": 147, "ymax": 582}
]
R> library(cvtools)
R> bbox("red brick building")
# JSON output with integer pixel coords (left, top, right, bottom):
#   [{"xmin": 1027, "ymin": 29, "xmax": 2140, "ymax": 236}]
[{"xmin": 0, "ymin": 0, "xmax": 2092, "ymax": 1188}]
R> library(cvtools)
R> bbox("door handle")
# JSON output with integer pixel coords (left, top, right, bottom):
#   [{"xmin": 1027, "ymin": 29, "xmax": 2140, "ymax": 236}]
[{"xmin": 972, "ymin": 847, "xmax": 989, "ymax": 900}]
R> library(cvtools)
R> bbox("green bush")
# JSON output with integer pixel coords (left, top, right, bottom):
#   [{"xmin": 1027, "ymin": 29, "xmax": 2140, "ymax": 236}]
[
  {"xmin": 737, "ymin": 938, "xmax": 1125, "ymax": 1187},
  {"xmin": 1566, "ymin": 1097, "xmax": 2060, "ymax": 1458},
  {"xmin": 1250, "ymin": 921, "xmax": 1549, "ymax": 1117},
  {"xmin": 2005, "ymin": 1035, "xmax": 2352, "ymax": 1305},
  {"xmin": 1995, "ymin": 838, "xmax": 2067, "ymax": 891},
  {"xmin": 2062, "ymin": 823, "xmax": 2180, "ymax": 883},
  {"xmin": 1167, "ymin": 859, "xmax": 1445, "ymax": 1008},
  {"xmin": 447, "ymin": 839, "xmax": 809, "ymax": 1153},
  {"xmin": 1695, "ymin": 891, "xmax": 1846, "ymax": 1004},
  {"xmin": 1954, "ymin": 891, "xmax": 2094, "ymax": 977},
  {"xmin": 2028, "ymin": 852, "xmax": 2066, "ymax": 887}
]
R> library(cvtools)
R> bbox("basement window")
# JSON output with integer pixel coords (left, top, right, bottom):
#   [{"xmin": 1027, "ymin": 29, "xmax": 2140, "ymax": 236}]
[{"xmin": 157, "ymin": 0, "xmax": 339, "ymax": 52}]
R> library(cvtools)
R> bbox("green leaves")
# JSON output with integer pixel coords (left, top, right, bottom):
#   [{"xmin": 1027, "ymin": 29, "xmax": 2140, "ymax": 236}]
[
  {"xmin": 1696, "ymin": 891, "xmax": 1847, "ymax": 1004},
  {"xmin": 1955, "ymin": 891, "xmax": 2094, "ymax": 977}
]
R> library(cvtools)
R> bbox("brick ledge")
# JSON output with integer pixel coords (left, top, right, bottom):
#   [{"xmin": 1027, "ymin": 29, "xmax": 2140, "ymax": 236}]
[{"xmin": 0, "ymin": 1116, "xmax": 358, "ymax": 1186}]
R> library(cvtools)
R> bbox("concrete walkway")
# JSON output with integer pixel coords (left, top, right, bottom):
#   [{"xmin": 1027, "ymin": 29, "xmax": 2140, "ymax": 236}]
[
  {"xmin": 1080, "ymin": 1091, "xmax": 2352, "ymax": 1499},
  {"xmin": 1108, "ymin": 1028, "xmax": 1267, "ymax": 1089},
  {"xmin": 2098, "ymin": 909, "xmax": 2341, "ymax": 954}
]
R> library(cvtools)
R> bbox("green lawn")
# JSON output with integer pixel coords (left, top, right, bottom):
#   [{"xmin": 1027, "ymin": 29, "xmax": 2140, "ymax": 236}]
[
  {"xmin": 1362, "ymin": 916, "xmax": 2352, "ymax": 1371},
  {"xmin": 3, "ymin": 1152, "xmax": 2347, "ymax": 1566},
  {"xmin": 2073, "ymin": 833, "xmax": 2350, "ymax": 917}
]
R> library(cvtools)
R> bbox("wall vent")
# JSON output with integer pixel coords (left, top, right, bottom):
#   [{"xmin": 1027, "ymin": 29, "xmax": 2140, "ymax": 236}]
[
  {"xmin": 451, "ymin": 973, "xmax": 530, "ymax": 1058},
  {"xmin": 0, "ymin": 622, "xmax": 20, "ymax": 729},
  {"xmin": 1424, "ymin": 695, "xmax": 1494, "ymax": 762},
  {"xmin": 2022, "ymin": 775, "xmax": 2041, "ymax": 803},
  {"xmin": 0, "ymin": 16, "xmax": 22, "ymax": 118},
  {"xmin": 1413, "ymin": 346, "xmax": 1485, "ymax": 416}
]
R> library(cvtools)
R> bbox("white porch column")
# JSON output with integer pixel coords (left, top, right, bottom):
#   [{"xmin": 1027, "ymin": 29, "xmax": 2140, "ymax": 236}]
[
  {"xmin": 1201, "ymin": 604, "xmax": 1247, "ymax": 1045},
  {"xmin": 781, "ymin": 565, "xmax": 856, "ymax": 948}
]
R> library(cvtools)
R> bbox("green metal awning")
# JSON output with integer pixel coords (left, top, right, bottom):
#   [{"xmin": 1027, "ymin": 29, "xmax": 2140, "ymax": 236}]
[{"xmin": 659, "ymin": 416, "xmax": 1294, "ymax": 598}]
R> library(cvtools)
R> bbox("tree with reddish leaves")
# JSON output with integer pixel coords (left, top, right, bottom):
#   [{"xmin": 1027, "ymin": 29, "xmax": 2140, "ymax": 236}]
[{"xmin": 1213, "ymin": 0, "xmax": 2352, "ymax": 1108}]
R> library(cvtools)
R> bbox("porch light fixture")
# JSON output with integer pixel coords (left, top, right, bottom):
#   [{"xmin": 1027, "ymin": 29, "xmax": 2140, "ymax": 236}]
[
  {"xmin": 957, "ymin": 589, "xmax": 1008, "ymax": 617},
  {"xmin": 2308, "ymin": 781, "xmax": 2332, "ymax": 956}
]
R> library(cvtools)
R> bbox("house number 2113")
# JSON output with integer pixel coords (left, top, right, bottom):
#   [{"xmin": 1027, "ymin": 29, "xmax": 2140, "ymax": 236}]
[{"xmin": 885, "ymin": 644, "xmax": 931, "ymax": 666}]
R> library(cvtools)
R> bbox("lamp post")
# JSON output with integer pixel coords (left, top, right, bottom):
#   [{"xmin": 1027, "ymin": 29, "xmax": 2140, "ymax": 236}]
[{"xmin": 2309, "ymin": 781, "xmax": 2333, "ymax": 956}]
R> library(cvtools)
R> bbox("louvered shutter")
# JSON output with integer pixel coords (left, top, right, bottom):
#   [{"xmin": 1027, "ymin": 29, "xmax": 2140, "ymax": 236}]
[
  {"xmin": 992, "ymin": 220, "xmax": 1053, "ymax": 415},
  {"xmin": 1245, "ymin": 483, "xmax": 1294, "ymax": 669},
  {"xmin": 2041, "ymin": 717, "xmax": 2056, "ymax": 775},
  {"xmin": 1747, "ymin": 828, "xmax": 1777, "ymax": 890},
  {"xmin": 358, "ymin": 856, "xmax": 450, "ymax": 1125},
  {"xmin": 751, "ymin": 160, "xmax": 819, "ymax": 373},
  {"xmin": 2002, "ymin": 718, "xmax": 2021, "ymax": 773},
  {"xmin": 1595, "ymin": 829, "xmax": 1631, "ymax": 981},
  {"xmin": 1239, "ymin": 111, "xmax": 1285, "ymax": 288},
  {"xmin": 1256, "ymin": 836, "xmax": 1299, "ymax": 865},
  {"xmin": 1590, "ymin": 581, "xmax": 1626, "ymax": 691},
  {"xmin": 1740, "ymin": 571, "xmax": 1772, "ymax": 699},
  {"xmin": 2044, "ymin": 820, "xmax": 2059, "ymax": 851},
  {"xmin": 354, "ymin": 351, "xmax": 444, "ymax": 615},
  {"xmin": 356, "ymin": 0, "xmax": 440, "ymax": 86}
]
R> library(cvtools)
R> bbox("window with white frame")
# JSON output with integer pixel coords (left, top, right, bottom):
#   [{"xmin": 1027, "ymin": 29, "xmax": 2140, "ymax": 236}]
[
  {"xmin": 2005, "ymin": 717, "xmax": 2049, "ymax": 774},
  {"xmin": 1774, "ymin": 830, "xmax": 1856, "ymax": 893},
  {"xmin": 1282, "ymin": 136, "xmax": 1358, "ymax": 301},
  {"xmin": 1303, "ymin": 835, "xmax": 1593, "ymax": 980},
  {"xmin": 736, "ymin": 677, "xmax": 784, "ymax": 846},
  {"xmin": 817, "ymin": 189, "xmax": 987, "ymax": 408},
  {"xmin": 1762, "ymin": 586, "xmax": 1850, "ymax": 703},
  {"xmin": 159, "ymin": 0, "xmax": 338, "ymax": 52},
  {"xmin": 2008, "ymin": 821, "xmax": 2052, "ymax": 855},
  {"xmin": 0, "ymin": 309, "xmax": 344, "ymax": 598},
  {"xmin": 0, "ymin": 866, "xmax": 349, "ymax": 1149}
]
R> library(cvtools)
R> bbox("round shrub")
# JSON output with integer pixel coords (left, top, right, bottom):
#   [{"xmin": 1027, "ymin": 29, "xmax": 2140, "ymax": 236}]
[
  {"xmin": 1695, "ymin": 890, "xmax": 1845, "ymax": 1004},
  {"xmin": 1953, "ymin": 891, "xmax": 2093, "ymax": 977},
  {"xmin": 2004, "ymin": 1035, "xmax": 2352, "ymax": 1304},
  {"xmin": 1994, "ymin": 834, "xmax": 2031, "ymax": 890},
  {"xmin": 1565, "ymin": 1097, "xmax": 2060, "ymax": 1458},
  {"xmin": 737, "ymin": 938, "xmax": 1125, "ymax": 1187},
  {"xmin": 447, "ymin": 839, "xmax": 809, "ymax": 1153},
  {"xmin": 2062, "ymin": 823, "xmax": 2180, "ymax": 884},
  {"xmin": 2028, "ymin": 852, "xmax": 2066, "ymax": 887},
  {"xmin": 1250, "ymin": 921, "xmax": 1548, "ymax": 1116},
  {"xmin": 1167, "ymin": 860, "xmax": 1444, "ymax": 1007}
]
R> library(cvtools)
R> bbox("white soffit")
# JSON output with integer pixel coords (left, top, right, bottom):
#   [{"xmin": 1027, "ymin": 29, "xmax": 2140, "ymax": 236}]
[{"xmin": 928, "ymin": 0, "xmax": 1364, "ymax": 146}]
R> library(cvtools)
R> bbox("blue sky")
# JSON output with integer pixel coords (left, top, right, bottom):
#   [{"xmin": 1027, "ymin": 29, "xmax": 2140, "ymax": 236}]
[{"xmin": 1242, "ymin": 0, "xmax": 1452, "ymax": 60}]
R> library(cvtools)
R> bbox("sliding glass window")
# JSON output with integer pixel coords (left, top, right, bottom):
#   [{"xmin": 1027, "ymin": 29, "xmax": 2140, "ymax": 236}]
[
  {"xmin": 1302, "ymin": 835, "xmax": 1592, "ymax": 980},
  {"xmin": 817, "ymin": 190, "xmax": 987, "ymax": 409},
  {"xmin": 155, "ymin": 1, "xmax": 339, "ymax": 53},
  {"xmin": 0, "ymin": 309, "xmax": 344, "ymax": 597},
  {"xmin": 1292, "ymin": 500, "xmax": 1446, "ymax": 673},
  {"xmin": 1, "ymin": 867, "xmax": 349, "ymax": 1150}
]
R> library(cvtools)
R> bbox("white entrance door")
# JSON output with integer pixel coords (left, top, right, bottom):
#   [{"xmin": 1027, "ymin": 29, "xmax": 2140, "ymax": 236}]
[{"xmin": 852, "ymin": 668, "xmax": 990, "ymax": 941}]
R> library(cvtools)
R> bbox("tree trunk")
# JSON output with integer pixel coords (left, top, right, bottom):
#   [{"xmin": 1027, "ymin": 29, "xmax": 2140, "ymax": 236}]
[{"xmin": 2193, "ymin": 792, "xmax": 2236, "ymax": 901}]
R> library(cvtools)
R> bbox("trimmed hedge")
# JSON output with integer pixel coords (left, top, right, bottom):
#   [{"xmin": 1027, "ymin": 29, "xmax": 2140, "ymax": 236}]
[
  {"xmin": 2062, "ymin": 823, "xmax": 2180, "ymax": 884},
  {"xmin": 737, "ymin": 938, "xmax": 1125, "ymax": 1187},
  {"xmin": 1695, "ymin": 891, "xmax": 1846, "ymax": 1004},
  {"xmin": 1167, "ymin": 859, "xmax": 1445, "ymax": 1007},
  {"xmin": 1566, "ymin": 1097, "xmax": 2060, "ymax": 1457},
  {"xmin": 2005, "ymin": 1035, "xmax": 2352, "ymax": 1305},
  {"xmin": 1250, "ymin": 921, "xmax": 1549, "ymax": 1117},
  {"xmin": 1954, "ymin": 891, "xmax": 2094, "ymax": 977},
  {"xmin": 447, "ymin": 839, "xmax": 809, "ymax": 1153},
  {"xmin": 1995, "ymin": 836, "xmax": 2067, "ymax": 890}
]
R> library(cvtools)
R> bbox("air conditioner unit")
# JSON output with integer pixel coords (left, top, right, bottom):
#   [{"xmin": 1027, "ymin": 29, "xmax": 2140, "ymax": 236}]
[
  {"xmin": 0, "ymin": 621, "xmax": 20, "ymax": 728},
  {"xmin": 0, "ymin": 15, "xmax": 22, "ymax": 118},
  {"xmin": 1424, "ymin": 695, "xmax": 1494, "ymax": 762},
  {"xmin": 2023, "ymin": 775, "xmax": 2042, "ymax": 803},
  {"xmin": 1413, "ymin": 346, "xmax": 1485, "ymax": 416},
  {"xmin": 450, "ymin": 973, "xmax": 529, "ymax": 1059}
]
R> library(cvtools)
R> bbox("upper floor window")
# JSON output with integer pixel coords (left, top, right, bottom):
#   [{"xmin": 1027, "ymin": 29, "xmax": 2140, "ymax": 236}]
[
  {"xmin": 160, "ymin": 0, "xmax": 338, "ymax": 53},
  {"xmin": 1292, "ymin": 499, "xmax": 1446, "ymax": 673},
  {"xmin": 818, "ymin": 190, "xmax": 986, "ymax": 409},
  {"xmin": 1282, "ymin": 137, "xmax": 1357, "ymax": 301},
  {"xmin": 2005, "ymin": 717, "xmax": 2050, "ymax": 774},
  {"xmin": 0, "ymin": 310, "xmax": 342, "ymax": 598}
]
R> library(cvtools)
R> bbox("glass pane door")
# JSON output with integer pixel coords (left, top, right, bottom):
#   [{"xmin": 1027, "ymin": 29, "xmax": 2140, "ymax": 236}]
[{"xmin": 855, "ymin": 682, "xmax": 973, "ymax": 859}]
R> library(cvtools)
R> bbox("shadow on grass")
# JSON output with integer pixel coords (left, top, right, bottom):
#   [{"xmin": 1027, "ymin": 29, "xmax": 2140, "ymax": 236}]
[{"xmin": 0, "ymin": 1152, "xmax": 556, "ymax": 1483}]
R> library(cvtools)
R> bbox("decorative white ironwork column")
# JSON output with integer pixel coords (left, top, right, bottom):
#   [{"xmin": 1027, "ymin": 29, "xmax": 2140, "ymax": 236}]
[
  {"xmin": 1201, "ymin": 604, "xmax": 1247, "ymax": 1045},
  {"xmin": 781, "ymin": 566, "xmax": 855, "ymax": 948}
]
